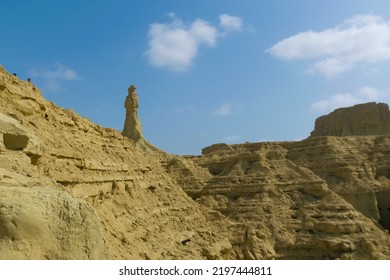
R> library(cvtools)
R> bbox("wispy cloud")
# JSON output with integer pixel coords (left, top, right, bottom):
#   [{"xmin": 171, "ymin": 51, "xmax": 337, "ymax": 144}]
[
  {"xmin": 145, "ymin": 13, "xmax": 243, "ymax": 71},
  {"xmin": 28, "ymin": 63, "xmax": 79, "ymax": 92},
  {"xmin": 174, "ymin": 105, "xmax": 196, "ymax": 113},
  {"xmin": 213, "ymin": 102, "xmax": 243, "ymax": 117},
  {"xmin": 214, "ymin": 103, "xmax": 233, "ymax": 116},
  {"xmin": 311, "ymin": 86, "xmax": 388, "ymax": 113},
  {"xmin": 219, "ymin": 14, "xmax": 242, "ymax": 32},
  {"xmin": 268, "ymin": 14, "xmax": 390, "ymax": 78}
]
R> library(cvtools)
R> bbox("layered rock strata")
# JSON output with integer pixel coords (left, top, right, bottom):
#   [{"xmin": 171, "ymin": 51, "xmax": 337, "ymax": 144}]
[
  {"xmin": 0, "ymin": 66, "xmax": 232, "ymax": 260},
  {"xmin": 1, "ymin": 65, "xmax": 390, "ymax": 260},
  {"xmin": 311, "ymin": 102, "xmax": 390, "ymax": 137},
  {"xmin": 167, "ymin": 142, "xmax": 390, "ymax": 259}
]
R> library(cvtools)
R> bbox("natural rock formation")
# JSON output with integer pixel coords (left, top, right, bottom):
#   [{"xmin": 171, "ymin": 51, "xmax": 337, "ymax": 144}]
[
  {"xmin": 0, "ymin": 185, "xmax": 108, "ymax": 259},
  {"xmin": 0, "ymin": 66, "xmax": 232, "ymax": 260},
  {"xmin": 311, "ymin": 102, "xmax": 390, "ymax": 137},
  {"xmin": 1, "ymin": 65, "xmax": 390, "ymax": 260},
  {"xmin": 0, "ymin": 112, "xmax": 42, "ymax": 164},
  {"xmin": 284, "ymin": 136, "xmax": 390, "ymax": 231},
  {"xmin": 122, "ymin": 85, "xmax": 143, "ymax": 142},
  {"xmin": 167, "ymin": 142, "xmax": 390, "ymax": 259}
]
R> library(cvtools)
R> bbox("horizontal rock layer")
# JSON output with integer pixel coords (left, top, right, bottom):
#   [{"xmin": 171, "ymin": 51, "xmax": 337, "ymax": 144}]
[
  {"xmin": 311, "ymin": 102, "xmax": 390, "ymax": 137},
  {"xmin": 167, "ymin": 140, "xmax": 390, "ymax": 259},
  {"xmin": 0, "ymin": 66, "xmax": 232, "ymax": 260}
]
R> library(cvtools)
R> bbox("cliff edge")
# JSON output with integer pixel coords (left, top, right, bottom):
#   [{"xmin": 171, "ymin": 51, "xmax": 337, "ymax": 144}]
[{"xmin": 311, "ymin": 102, "xmax": 390, "ymax": 137}]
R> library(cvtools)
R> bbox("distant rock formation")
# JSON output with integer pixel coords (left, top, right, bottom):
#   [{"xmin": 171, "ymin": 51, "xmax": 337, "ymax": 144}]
[
  {"xmin": 122, "ymin": 85, "xmax": 143, "ymax": 142},
  {"xmin": 168, "ymin": 140, "xmax": 390, "ymax": 259},
  {"xmin": 311, "ymin": 102, "xmax": 390, "ymax": 137}
]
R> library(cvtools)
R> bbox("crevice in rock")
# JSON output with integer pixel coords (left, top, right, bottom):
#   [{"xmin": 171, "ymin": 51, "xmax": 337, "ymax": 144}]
[
  {"xmin": 376, "ymin": 191, "xmax": 390, "ymax": 231},
  {"xmin": 26, "ymin": 152, "xmax": 41, "ymax": 165},
  {"xmin": 3, "ymin": 134, "xmax": 29, "ymax": 150}
]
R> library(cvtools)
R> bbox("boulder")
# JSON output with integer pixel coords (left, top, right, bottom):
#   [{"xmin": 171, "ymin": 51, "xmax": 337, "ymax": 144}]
[{"xmin": 0, "ymin": 112, "xmax": 42, "ymax": 163}]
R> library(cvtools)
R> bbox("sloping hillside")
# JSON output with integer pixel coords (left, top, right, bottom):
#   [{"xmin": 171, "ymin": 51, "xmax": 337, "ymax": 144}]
[
  {"xmin": 0, "ymin": 66, "xmax": 232, "ymax": 259},
  {"xmin": 1, "ymin": 66, "xmax": 390, "ymax": 259}
]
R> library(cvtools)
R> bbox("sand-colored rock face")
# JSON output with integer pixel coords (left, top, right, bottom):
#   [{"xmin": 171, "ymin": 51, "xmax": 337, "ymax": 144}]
[
  {"xmin": 0, "ymin": 186, "xmax": 108, "ymax": 259},
  {"xmin": 311, "ymin": 102, "xmax": 390, "ymax": 137},
  {"xmin": 1, "ymin": 65, "xmax": 390, "ymax": 260},
  {"xmin": 0, "ymin": 66, "xmax": 232, "ymax": 260},
  {"xmin": 167, "ymin": 142, "xmax": 390, "ymax": 259}
]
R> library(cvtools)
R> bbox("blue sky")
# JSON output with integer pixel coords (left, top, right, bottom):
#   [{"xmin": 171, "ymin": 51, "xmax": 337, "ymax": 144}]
[{"xmin": 2, "ymin": 0, "xmax": 390, "ymax": 154}]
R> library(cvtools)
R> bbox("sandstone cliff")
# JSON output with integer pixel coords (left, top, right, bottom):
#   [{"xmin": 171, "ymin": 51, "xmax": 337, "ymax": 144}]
[
  {"xmin": 1, "ymin": 65, "xmax": 390, "ymax": 260},
  {"xmin": 311, "ymin": 102, "xmax": 390, "ymax": 137},
  {"xmin": 0, "ymin": 66, "xmax": 232, "ymax": 260},
  {"xmin": 167, "ymin": 141, "xmax": 390, "ymax": 259}
]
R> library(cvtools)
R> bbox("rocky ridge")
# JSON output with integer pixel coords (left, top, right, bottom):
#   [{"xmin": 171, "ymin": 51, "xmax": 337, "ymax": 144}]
[
  {"xmin": 167, "ymin": 141, "xmax": 390, "ymax": 259},
  {"xmin": 0, "ymin": 66, "xmax": 232, "ymax": 259},
  {"xmin": 1, "ymin": 65, "xmax": 390, "ymax": 259},
  {"xmin": 311, "ymin": 102, "xmax": 390, "ymax": 137}
]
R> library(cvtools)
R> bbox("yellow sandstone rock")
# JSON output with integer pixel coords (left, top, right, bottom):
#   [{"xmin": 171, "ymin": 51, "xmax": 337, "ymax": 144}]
[{"xmin": 0, "ymin": 65, "xmax": 390, "ymax": 260}]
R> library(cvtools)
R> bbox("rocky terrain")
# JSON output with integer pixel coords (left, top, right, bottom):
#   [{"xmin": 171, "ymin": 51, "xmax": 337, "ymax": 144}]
[
  {"xmin": 311, "ymin": 102, "xmax": 390, "ymax": 137},
  {"xmin": 1, "ymin": 65, "xmax": 390, "ymax": 259}
]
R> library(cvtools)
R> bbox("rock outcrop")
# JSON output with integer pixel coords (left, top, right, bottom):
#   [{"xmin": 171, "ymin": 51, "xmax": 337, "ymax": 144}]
[
  {"xmin": 0, "ymin": 66, "xmax": 232, "ymax": 260},
  {"xmin": 284, "ymin": 136, "xmax": 390, "ymax": 231},
  {"xmin": 122, "ymin": 85, "xmax": 143, "ymax": 142},
  {"xmin": 1, "ymin": 65, "xmax": 390, "ymax": 260},
  {"xmin": 311, "ymin": 102, "xmax": 390, "ymax": 137},
  {"xmin": 167, "ymin": 141, "xmax": 390, "ymax": 259},
  {"xmin": 0, "ymin": 186, "xmax": 108, "ymax": 259}
]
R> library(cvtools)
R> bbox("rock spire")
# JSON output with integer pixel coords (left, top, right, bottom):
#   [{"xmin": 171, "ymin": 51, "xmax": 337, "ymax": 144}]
[{"xmin": 122, "ymin": 84, "xmax": 143, "ymax": 142}]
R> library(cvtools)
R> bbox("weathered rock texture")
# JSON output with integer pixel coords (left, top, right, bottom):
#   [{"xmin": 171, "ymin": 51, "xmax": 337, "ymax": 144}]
[
  {"xmin": 0, "ymin": 66, "xmax": 231, "ymax": 260},
  {"xmin": 311, "ymin": 102, "xmax": 390, "ymax": 137},
  {"xmin": 0, "ymin": 186, "xmax": 108, "ymax": 259},
  {"xmin": 1, "ymin": 65, "xmax": 390, "ymax": 260},
  {"xmin": 167, "ymin": 141, "xmax": 390, "ymax": 259}
]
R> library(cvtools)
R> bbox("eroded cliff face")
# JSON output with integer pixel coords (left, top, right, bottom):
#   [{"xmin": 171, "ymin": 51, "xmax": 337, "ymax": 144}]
[
  {"xmin": 1, "ymin": 65, "xmax": 390, "ymax": 260},
  {"xmin": 166, "ymin": 142, "xmax": 390, "ymax": 259},
  {"xmin": 311, "ymin": 102, "xmax": 390, "ymax": 137},
  {"xmin": 0, "ymin": 66, "xmax": 232, "ymax": 260}
]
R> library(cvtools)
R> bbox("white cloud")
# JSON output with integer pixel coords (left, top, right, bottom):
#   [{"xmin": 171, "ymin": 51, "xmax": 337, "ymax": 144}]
[
  {"xmin": 357, "ymin": 86, "xmax": 386, "ymax": 99},
  {"xmin": 145, "ymin": 14, "xmax": 243, "ymax": 71},
  {"xmin": 311, "ymin": 86, "xmax": 388, "ymax": 113},
  {"xmin": 166, "ymin": 12, "xmax": 176, "ymax": 18},
  {"xmin": 28, "ymin": 63, "xmax": 79, "ymax": 92},
  {"xmin": 213, "ymin": 102, "xmax": 243, "ymax": 117},
  {"xmin": 214, "ymin": 103, "xmax": 233, "ymax": 116},
  {"xmin": 219, "ymin": 14, "xmax": 242, "ymax": 32},
  {"xmin": 268, "ymin": 14, "xmax": 390, "ymax": 78},
  {"xmin": 145, "ymin": 16, "xmax": 217, "ymax": 71}
]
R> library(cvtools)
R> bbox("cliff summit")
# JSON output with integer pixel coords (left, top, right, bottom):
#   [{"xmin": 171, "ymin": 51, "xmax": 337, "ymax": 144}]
[{"xmin": 311, "ymin": 102, "xmax": 390, "ymax": 137}]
